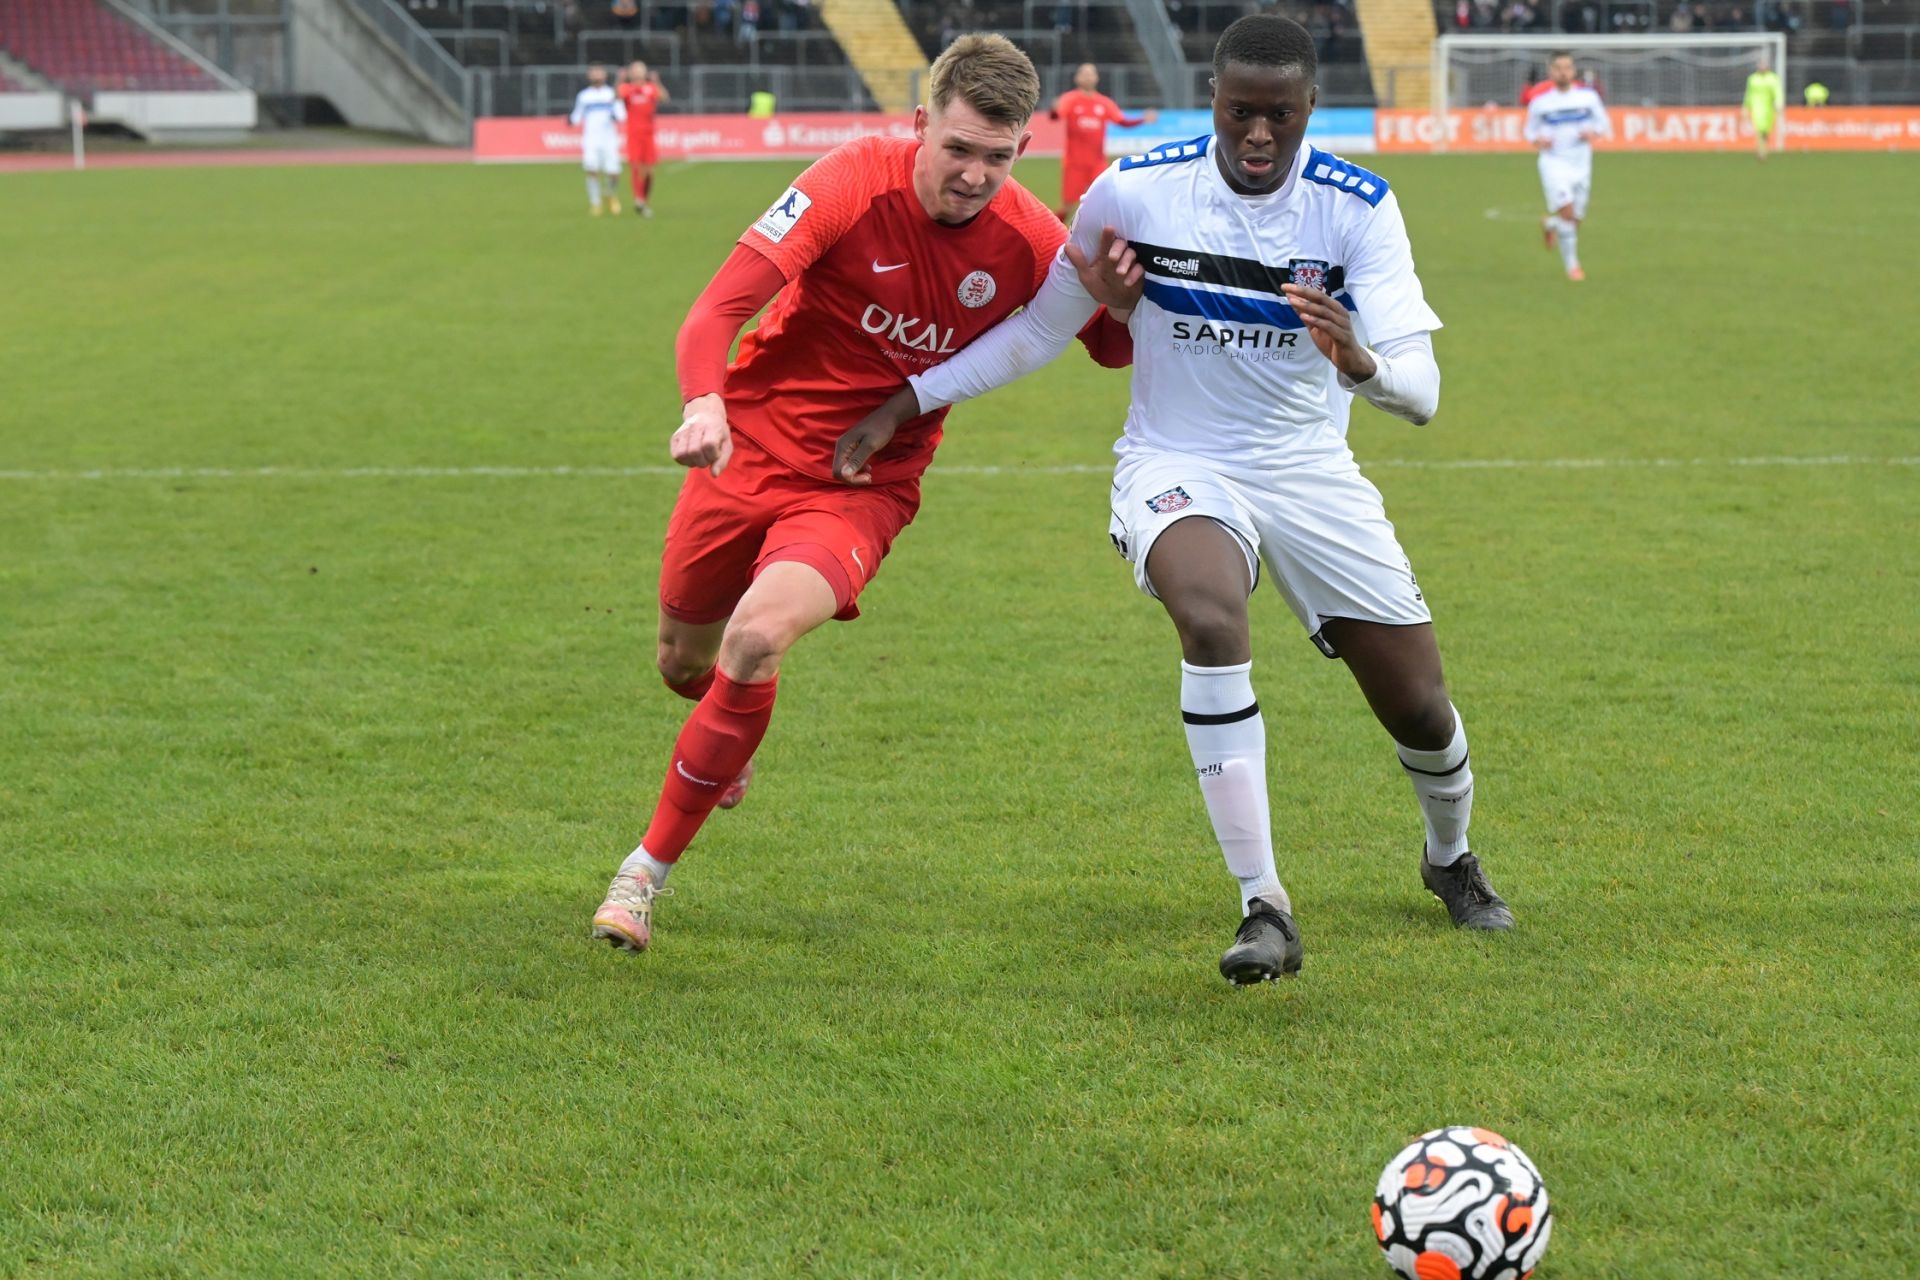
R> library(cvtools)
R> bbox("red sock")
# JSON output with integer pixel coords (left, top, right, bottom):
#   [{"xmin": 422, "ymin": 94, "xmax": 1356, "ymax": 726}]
[
  {"xmin": 631, "ymin": 167, "xmax": 644, "ymax": 200},
  {"xmin": 665, "ymin": 666, "xmax": 715, "ymax": 701},
  {"xmin": 640, "ymin": 672, "xmax": 777, "ymax": 861},
  {"xmin": 643, "ymin": 174, "xmax": 654, "ymax": 200}
]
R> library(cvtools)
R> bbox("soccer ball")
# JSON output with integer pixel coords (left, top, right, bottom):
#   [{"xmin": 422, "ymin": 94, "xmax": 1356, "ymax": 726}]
[{"xmin": 1371, "ymin": 1126, "xmax": 1552, "ymax": 1280}]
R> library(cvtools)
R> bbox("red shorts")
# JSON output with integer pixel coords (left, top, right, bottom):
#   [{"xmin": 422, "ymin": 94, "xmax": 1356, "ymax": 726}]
[
  {"xmin": 627, "ymin": 133, "xmax": 657, "ymax": 166},
  {"xmin": 1062, "ymin": 159, "xmax": 1104, "ymax": 208},
  {"xmin": 658, "ymin": 429, "xmax": 920, "ymax": 625}
]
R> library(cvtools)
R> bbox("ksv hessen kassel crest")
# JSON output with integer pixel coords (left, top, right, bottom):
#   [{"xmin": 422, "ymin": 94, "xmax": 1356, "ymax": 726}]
[
  {"xmin": 1289, "ymin": 258, "xmax": 1332, "ymax": 292},
  {"xmin": 957, "ymin": 270, "xmax": 997, "ymax": 308}
]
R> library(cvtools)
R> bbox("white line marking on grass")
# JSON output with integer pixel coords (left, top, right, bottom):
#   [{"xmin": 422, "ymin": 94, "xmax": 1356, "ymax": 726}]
[{"xmin": 0, "ymin": 456, "xmax": 1914, "ymax": 482}]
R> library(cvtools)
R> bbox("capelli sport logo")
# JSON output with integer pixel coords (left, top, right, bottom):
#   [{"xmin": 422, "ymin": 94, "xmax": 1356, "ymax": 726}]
[{"xmin": 1151, "ymin": 254, "xmax": 1201, "ymax": 278}]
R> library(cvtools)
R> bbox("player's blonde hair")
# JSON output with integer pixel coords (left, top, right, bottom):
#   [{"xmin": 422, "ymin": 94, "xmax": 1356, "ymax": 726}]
[{"xmin": 927, "ymin": 34, "xmax": 1041, "ymax": 128}]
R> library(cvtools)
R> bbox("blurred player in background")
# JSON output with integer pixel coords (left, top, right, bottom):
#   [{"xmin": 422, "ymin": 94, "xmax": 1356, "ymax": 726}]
[
  {"xmin": 1049, "ymin": 63, "xmax": 1156, "ymax": 221},
  {"xmin": 619, "ymin": 60, "xmax": 670, "ymax": 216},
  {"xmin": 570, "ymin": 65, "xmax": 626, "ymax": 216},
  {"xmin": 1525, "ymin": 52, "xmax": 1610, "ymax": 282},
  {"xmin": 1744, "ymin": 56, "xmax": 1785, "ymax": 160},
  {"xmin": 590, "ymin": 34, "xmax": 1134, "ymax": 953},
  {"xmin": 838, "ymin": 14, "xmax": 1516, "ymax": 985}
]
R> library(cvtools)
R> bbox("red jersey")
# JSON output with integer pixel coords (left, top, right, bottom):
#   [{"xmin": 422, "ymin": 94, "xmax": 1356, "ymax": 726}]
[
  {"xmin": 618, "ymin": 81, "xmax": 660, "ymax": 137},
  {"xmin": 727, "ymin": 136, "xmax": 1068, "ymax": 486},
  {"xmin": 1051, "ymin": 90, "xmax": 1144, "ymax": 169}
]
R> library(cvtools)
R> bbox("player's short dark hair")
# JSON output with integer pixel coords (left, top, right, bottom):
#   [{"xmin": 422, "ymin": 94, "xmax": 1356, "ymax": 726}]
[
  {"xmin": 1550, "ymin": 50, "xmax": 1575, "ymax": 62},
  {"xmin": 1212, "ymin": 14, "xmax": 1317, "ymax": 80}
]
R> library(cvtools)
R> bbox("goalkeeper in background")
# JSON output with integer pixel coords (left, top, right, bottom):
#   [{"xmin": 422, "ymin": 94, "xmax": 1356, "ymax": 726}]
[{"xmin": 1744, "ymin": 57, "xmax": 1785, "ymax": 161}]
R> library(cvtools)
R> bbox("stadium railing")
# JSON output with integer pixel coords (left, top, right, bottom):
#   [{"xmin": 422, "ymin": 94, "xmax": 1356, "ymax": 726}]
[{"xmin": 337, "ymin": 0, "xmax": 473, "ymax": 114}]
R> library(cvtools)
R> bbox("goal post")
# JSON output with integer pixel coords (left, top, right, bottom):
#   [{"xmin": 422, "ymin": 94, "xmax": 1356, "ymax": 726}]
[{"xmin": 1431, "ymin": 33, "xmax": 1787, "ymax": 148}]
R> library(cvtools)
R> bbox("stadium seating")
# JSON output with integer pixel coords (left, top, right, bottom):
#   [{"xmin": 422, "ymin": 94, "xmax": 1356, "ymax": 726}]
[
  {"xmin": 0, "ymin": 0, "xmax": 222, "ymax": 97},
  {"xmin": 404, "ymin": 0, "xmax": 870, "ymax": 114},
  {"xmin": 892, "ymin": 0, "xmax": 1378, "ymax": 105}
]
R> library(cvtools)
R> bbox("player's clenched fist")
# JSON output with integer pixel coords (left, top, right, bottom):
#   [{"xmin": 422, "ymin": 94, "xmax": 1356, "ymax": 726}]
[{"xmin": 673, "ymin": 392, "xmax": 734, "ymax": 476}]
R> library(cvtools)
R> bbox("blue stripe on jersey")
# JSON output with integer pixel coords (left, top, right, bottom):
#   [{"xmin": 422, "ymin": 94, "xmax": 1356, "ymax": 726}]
[
  {"xmin": 1119, "ymin": 135, "xmax": 1211, "ymax": 170},
  {"xmin": 1540, "ymin": 108, "xmax": 1592, "ymax": 125},
  {"xmin": 1303, "ymin": 147, "xmax": 1388, "ymax": 206},
  {"xmin": 1145, "ymin": 279, "xmax": 1356, "ymax": 330},
  {"xmin": 578, "ymin": 102, "xmax": 614, "ymax": 113}
]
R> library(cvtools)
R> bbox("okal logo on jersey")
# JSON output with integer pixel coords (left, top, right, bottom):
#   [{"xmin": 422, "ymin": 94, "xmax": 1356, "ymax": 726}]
[
  {"xmin": 956, "ymin": 270, "xmax": 997, "ymax": 308},
  {"xmin": 1289, "ymin": 259, "xmax": 1332, "ymax": 292},
  {"xmin": 752, "ymin": 186, "xmax": 811, "ymax": 243},
  {"xmin": 1146, "ymin": 486, "xmax": 1192, "ymax": 514},
  {"xmin": 860, "ymin": 304, "xmax": 958, "ymax": 354}
]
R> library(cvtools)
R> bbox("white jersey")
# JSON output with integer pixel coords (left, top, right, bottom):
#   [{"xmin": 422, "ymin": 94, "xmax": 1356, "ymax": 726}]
[
  {"xmin": 570, "ymin": 85, "xmax": 626, "ymax": 152},
  {"xmin": 1524, "ymin": 85, "xmax": 1610, "ymax": 165},
  {"xmin": 918, "ymin": 136, "xmax": 1441, "ymax": 471}
]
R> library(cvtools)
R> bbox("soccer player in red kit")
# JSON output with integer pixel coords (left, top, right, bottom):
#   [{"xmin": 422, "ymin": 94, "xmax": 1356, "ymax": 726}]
[
  {"xmin": 618, "ymin": 60, "xmax": 669, "ymax": 217},
  {"xmin": 591, "ymin": 33, "xmax": 1135, "ymax": 951},
  {"xmin": 1049, "ymin": 62, "xmax": 1155, "ymax": 220}
]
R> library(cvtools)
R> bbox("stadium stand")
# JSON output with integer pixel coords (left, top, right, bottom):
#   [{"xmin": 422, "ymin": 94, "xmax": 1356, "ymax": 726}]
[
  {"xmin": 0, "ymin": 0, "xmax": 223, "ymax": 97},
  {"xmin": 893, "ymin": 0, "xmax": 1378, "ymax": 104},
  {"xmin": 402, "ymin": 0, "xmax": 877, "ymax": 113},
  {"xmin": 0, "ymin": 65, "xmax": 30, "ymax": 93}
]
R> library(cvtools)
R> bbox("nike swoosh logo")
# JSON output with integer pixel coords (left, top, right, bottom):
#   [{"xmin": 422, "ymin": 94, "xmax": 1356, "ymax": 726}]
[
  {"xmin": 871, "ymin": 260, "xmax": 909, "ymax": 273},
  {"xmin": 675, "ymin": 760, "xmax": 720, "ymax": 787},
  {"xmin": 850, "ymin": 547, "xmax": 866, "ymax": 576}
]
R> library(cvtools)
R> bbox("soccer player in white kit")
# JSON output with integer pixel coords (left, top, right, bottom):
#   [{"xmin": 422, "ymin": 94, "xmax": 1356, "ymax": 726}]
[
  {"xmin": 835, "ymin": 15, "xmax": 1514, "ymax": 984},
  {"xmin": 571, "ymin": 65, "xmax": 627, "ymax": 217},
  {"xmin": 1525, "ymin": 53, "xmax": 1611, "ymax": 282}
]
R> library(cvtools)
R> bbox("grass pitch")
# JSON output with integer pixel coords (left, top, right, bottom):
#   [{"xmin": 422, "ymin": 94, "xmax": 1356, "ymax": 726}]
[{"xmin": 2, "ymin": 151, "xmax": 1917, "ymax": 1277}]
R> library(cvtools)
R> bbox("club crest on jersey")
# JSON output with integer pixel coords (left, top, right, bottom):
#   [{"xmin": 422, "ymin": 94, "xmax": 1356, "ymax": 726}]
[
  {"xmin": 1146, "ymin": 486, "xmax": 1192, "ymax": 514},
  {"xmin": 1289, "ymin": 259, "xmax": 1332, "ymax": 292},
  {"xmin": 752, "ymin": 186, "xmax": 811, "ymax": 243},
  {"xmin": 957, "ymin": 270, "xmax": 997, "ymax": 309}
]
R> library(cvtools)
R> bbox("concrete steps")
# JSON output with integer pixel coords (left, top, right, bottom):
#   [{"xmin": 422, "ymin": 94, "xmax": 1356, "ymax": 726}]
[
  {"xmin": 816, "ymin": 0, "xmax": 926, "ymax": 112},
  {"xmin": 1354, "ymin": 0, "xmax": 1436, "ymax": 107}
]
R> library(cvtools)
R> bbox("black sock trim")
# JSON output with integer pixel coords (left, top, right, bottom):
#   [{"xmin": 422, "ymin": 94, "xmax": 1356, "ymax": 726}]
[
  {"xmin": 1183, "ymin": 702, "xmax": 1260, "ymax": 726},
  {"xmin": 1400, "ymin": 749, "xmax": 1469, "ymax": 778}
]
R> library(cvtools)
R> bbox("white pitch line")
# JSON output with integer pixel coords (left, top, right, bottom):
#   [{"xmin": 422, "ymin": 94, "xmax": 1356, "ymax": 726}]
[{"xmin": 0, "ymin": 456, "xmax": 1914, "ymax": 482}]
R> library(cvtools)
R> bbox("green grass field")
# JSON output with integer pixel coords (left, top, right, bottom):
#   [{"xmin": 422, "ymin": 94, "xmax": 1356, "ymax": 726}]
[{"xmin": 3, "ymin": 150, "xmax": 1917, "ymax": 1277}]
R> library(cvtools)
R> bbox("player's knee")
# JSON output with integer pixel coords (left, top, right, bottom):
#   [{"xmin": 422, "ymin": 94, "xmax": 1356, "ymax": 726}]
[
  {"xmin": 655, "ymin": 639, "xmax": 713, "ymax": 687},
  {"xmin": 1384, "ymin": 687, "xmax": 1455, "ymax": 751},
  {"xmin": 717, "ymin": 617, "xmax": 794, "ymax": 679},
  {"xmin": 1169, "ymin": 598, "xmax": 1251, "ymax": 666}
]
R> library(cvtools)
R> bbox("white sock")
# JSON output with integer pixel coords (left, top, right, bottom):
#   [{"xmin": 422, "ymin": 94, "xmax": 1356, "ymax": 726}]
[
  {"xmin": 1181, "ymin": 661, "xmax": 1286, "ymax": 915},
  {"xmin": 618, "ymin": 844, "xmax": 674, "ymax": 887},
  {"xmin": 1397, "ymin": 705, "xmax": 1474, "ymax": 866},
  {"xmin": 1557, "ymin": 218, "xmax": 1580, "ymax": 272},
  {"xmin": 586, "ymin": 175, "xmax": 601, "ymax": 206}
]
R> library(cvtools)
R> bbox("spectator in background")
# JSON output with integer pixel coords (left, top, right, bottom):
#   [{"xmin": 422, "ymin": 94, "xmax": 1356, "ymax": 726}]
[
  {"xmin": 1828, "ymin": 0, "xmax": 1849, "ymax": 30},
  {"xmin": 738, "ymin": 0, "xmax": 758, "ymax": 41},
  {"xmin": 612, "ymin": 0, "xmax": 639, "ymax": 30}
]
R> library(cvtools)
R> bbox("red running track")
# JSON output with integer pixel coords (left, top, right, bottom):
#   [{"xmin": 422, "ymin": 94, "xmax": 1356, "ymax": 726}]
[{"xmin": 0, "ymin": 146, "xmax": 472, "ymax": 173}]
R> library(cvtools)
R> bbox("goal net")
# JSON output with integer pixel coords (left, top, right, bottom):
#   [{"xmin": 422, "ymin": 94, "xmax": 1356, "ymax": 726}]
[{"xmin": 1434, "ymin": 33, "xmax": 1786, "ymax": 120}]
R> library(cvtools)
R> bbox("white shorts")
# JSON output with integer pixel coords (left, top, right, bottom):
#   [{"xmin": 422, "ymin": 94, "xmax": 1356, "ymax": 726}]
[
  {"xmin": 1538, "ymin": 156, "xmax": 1590, "ymax": 219},
  {"xmin": 582, "ymin": 140, "xmax": 623, "ymax": 174},
  {"xmin": 1107, "ymin": 448, "xmax": 1431, "ymax": 656}
]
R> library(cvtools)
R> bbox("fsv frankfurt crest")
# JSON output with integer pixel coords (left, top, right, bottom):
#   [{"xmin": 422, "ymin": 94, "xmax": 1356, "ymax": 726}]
[{"xmin": 1289, "ymin": 258, "xmax": 1332, "ymax": 292}]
